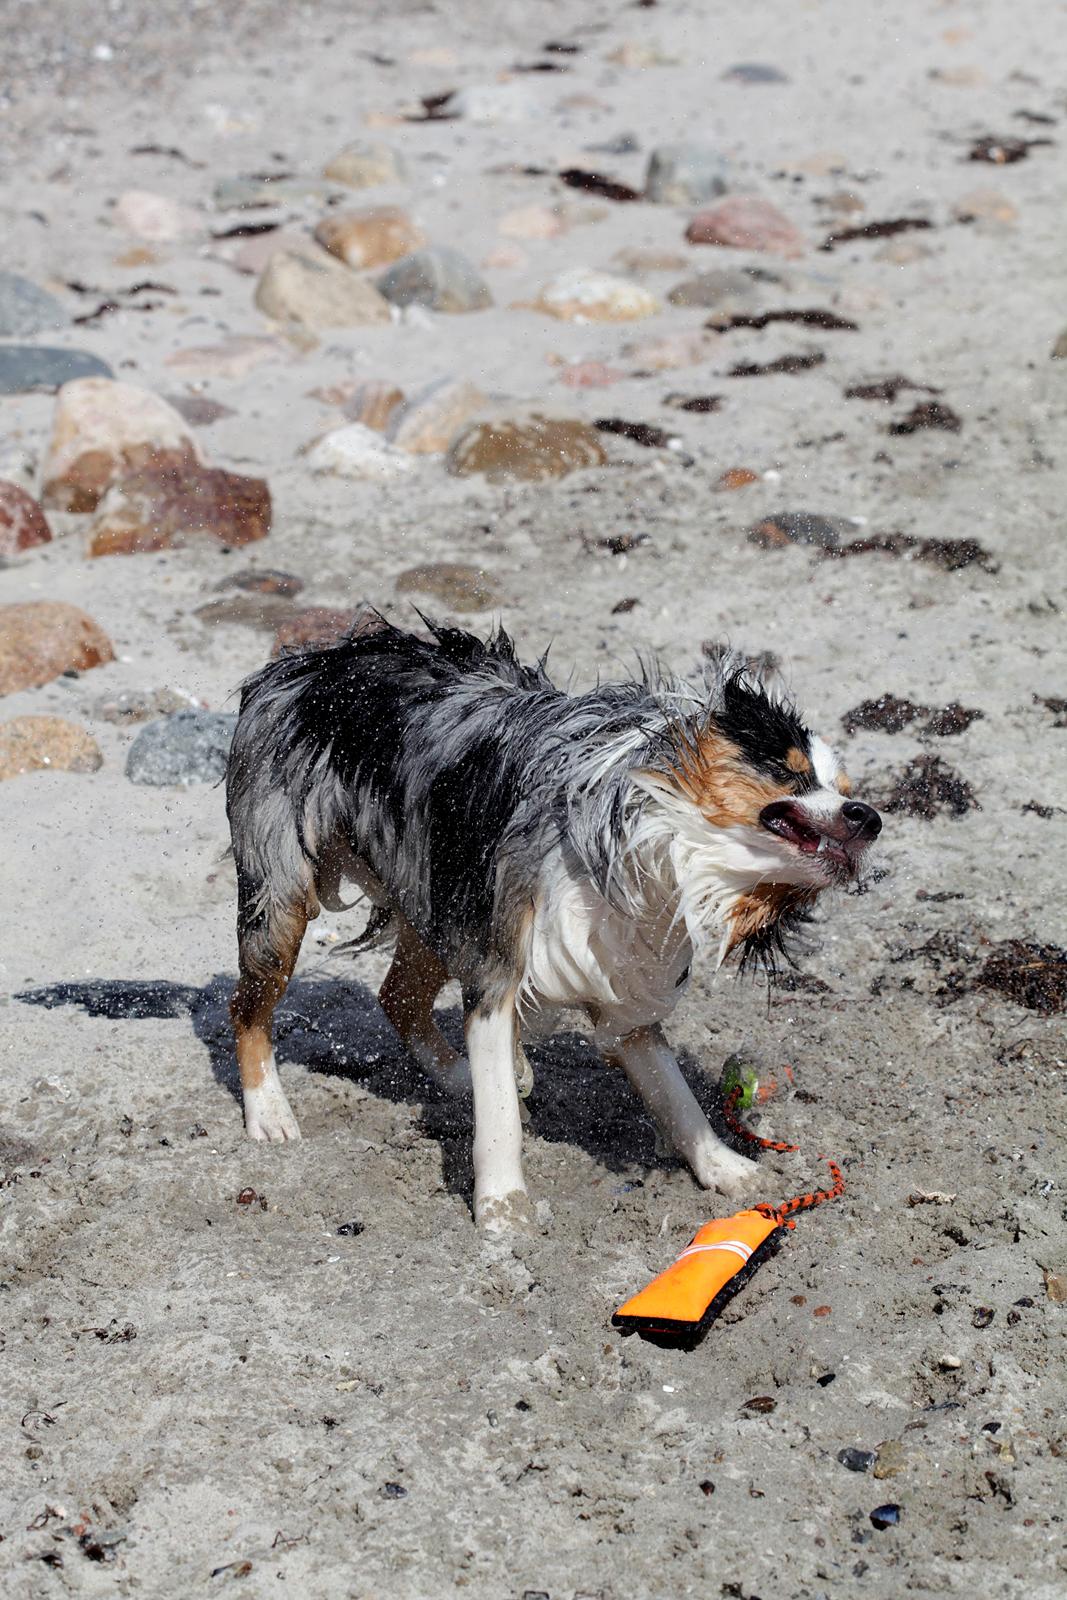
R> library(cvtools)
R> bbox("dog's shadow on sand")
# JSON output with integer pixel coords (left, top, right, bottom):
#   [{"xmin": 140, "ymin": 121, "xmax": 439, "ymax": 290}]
[{"xmin": 16, "ymin": 971, "xmax": 750, "ymax": 1201}]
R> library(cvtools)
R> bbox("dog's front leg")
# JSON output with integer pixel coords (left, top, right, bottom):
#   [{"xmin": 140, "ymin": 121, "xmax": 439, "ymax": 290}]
[
  {"xmin": 608, "ymin": 1024, "xmax": 757, "ymax": 1198},
  {"xmin": 465, "ymin": 989, "xmax": 533, "ymax": 1232}
]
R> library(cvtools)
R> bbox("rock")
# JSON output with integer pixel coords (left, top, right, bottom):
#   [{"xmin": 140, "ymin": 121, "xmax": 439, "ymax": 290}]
[
  {"xmin": 162, "ymin": 394, "xmax": 236, "ymax": 427},
  {"xmin": 498, "ymin": 204, "xmax": 566, "ymax": 240},
  {"xmin": 625, "ymin": 330, "xmax": 711, "ymax": 370},
  {"xmin": 255, "ymin": 249, "xmax": 391, "ymax": 328},
  {"xmin": 447, "ymin": 416, "xmax": 607, "ymax": 482},
  {"xmin": 165, "ymin": 336, "xmax": 287, "ymax": 379},
  {"xmin": 389, "ymin": 379, "xmax": 486, "ymax": 454},
  {"xmin": 876, "ymin": 237, "xmax": 931, "ymax": 265},
  {"xmin": 87, "ymin": 463, "xmax": 272, "ymax": 556},
  {"xmin": 0, "ymin": 602, "xmax": 114, "ymax": 697},
  {"xmin": 716, "ymin": 467, "xmax": 760, "ymax": 491},
  {"xmin": 0, "ymin": 271, "xmax": 68, "ymax": 337},
  {"xmin": 837, "ymin": 1448, "xmax": 877, "ymax": 1473},
  {"xmin": 376, "ymin": 248, "xmax": 492, "ymax": 314},
  {"xmin": 869, "ymin": 1505, "xmax": 902, "ymax": 1531},
  {"xmin": 395, "ymin": 563, "xmax": 501, "ymax": 611},
  {"xmin": 723, "ymin": 62, "xmax": 789, "ymax": 83},
  {"xmin": 667, "ymin": 268, "xmax": 761, "ymax": 308},
  {"xmin": 0, "ymin": 483, "xmax": 52, "ymax": 555},
  {"xmin": 314, "ymin": 207, "xmax": 426, "ymax": 270},
  {"xmin": 686, "ymin": 196, "xmax": 805, "ymax": 257},
  {"xmin": 952, "ymin": 188, "xmax": 1017, "ymax": 225},
  {"xmin": 342, "ymin": 381, "xmax": 407, "ymax": 431},
  {"xmin": 306, "ymin": 424, "xmax": 413, "ymax": 479},
  {"xmin": 645, "ymin": 143, "xmax": 729, "ymax": 205},
  {"xmin": 613, "ymin": 248, "xmax": 690, "ymax": 273},
  {"xmin": 450, "ymin": 83, "xmax": 539, "ymax": 123},
  {"xmin": 482, "ymin": 244, "xmax": 527, "ymax": 271},
  {"xmin": 272, "ymin": 607, "xmax": 363, "ymax": 655},
  {"xmin": 937, "ymin": 1353, "xmax": 962, "ymax": 1370},
  {"xmin": 216, "ymin": 568, "xmax": 304, "ymax": 597},
  {"xmin": 42, "ymin": 379, "xmax": 201, "ymax": 513},
  {"xmin": 194, "ymin": 594, "xmax": 294, "ymax": 631},
  {"xmin": 872, "ymin": 1440, "xmax": 908, "ymax": 1479},
  {"xmin": 608, "ymin": 41, "xmax": 671, "ymax": 68},
  {"xmin": 214, "ymin": 175, "xmax": 335, "ymax": 209},
  {"xmin": 0, "ymin": 716, "xmax": 103, "ymax": 780},
  {"xmin": 558, "ymin": 360, "xmax": 627, "ymax": 389},
  {"xmin": 322, "ymin": 142, "xmax": 406, "ymax": 188},
  {"xmin": 126, "ymin": 710, "xmax": 237, "ymax": 786},
  {"xmin": 91, "ymin": 687, "xmax": 193, "ymax": 724},
  {"xmin": 226, "ymin": 228, "xmax": 308, "ymax": 277},
  {"xmin": 530, "ymin": 268, "xmax": 659, "ymax": 322},
  {"xmin": 1052, "ymin": 330, "xmax": 1067, "ymax": 360},
  {"xmin": 113, "ymin": 189, "xmax": 201, "ymax": 241},
  {"xmin": 748, "ymin": 510, "xmax": 858, "ymax": 550},
  {"xmin": 0, "ymin": 346, "xmax": 113, "ymax": 396}
]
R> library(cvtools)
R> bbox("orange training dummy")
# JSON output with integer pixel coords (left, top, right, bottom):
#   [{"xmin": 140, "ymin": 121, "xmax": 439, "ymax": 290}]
[{"xmin": 613, "ymin": 1083, "xmax": 846, "ymax": 1334}]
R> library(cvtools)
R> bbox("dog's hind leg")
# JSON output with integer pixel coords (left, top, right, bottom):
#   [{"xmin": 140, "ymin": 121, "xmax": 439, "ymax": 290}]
[
  {"xmin": 231, "ymin": 898, "xmax": 308, "ymax": 1143},
  {"xmin": 465, "ymin": 988, "xmax": 533, "ymax": 1232},
  {"xmin": 606, "ymin": 1024, "xmax": 757, "ymax": 1199},
  {"xmin": 379, "ymin": 921, "xmax": 472, "ymax": 1096}
]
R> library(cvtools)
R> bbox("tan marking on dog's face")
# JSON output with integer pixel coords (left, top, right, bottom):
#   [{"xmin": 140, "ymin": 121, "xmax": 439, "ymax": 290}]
[
  {"xmin": 836, "ymin": 771, "xmax": 852, "ymax": 796},
  {"xmin": 785, "ymin": 746, "xmax": 812, "ymax": 775},
  {"xmin": 666, "ymin": 727, "xmax": 797, "ymax": 828},
  {"xmin": 723, "ymin": 883, "xmax": 819, "ymax": 956}
]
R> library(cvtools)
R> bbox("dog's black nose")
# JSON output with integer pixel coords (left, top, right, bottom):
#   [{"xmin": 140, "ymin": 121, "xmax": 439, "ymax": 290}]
[{"xmin": 842, "ymin": 800, "xmax": 882, "ymax": 839}]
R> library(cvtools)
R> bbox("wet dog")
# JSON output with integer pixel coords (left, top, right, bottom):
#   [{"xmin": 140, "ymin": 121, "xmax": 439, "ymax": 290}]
[{"xmin": 225, "ymin": 618, "xmax": 881, "ymax": 1230}]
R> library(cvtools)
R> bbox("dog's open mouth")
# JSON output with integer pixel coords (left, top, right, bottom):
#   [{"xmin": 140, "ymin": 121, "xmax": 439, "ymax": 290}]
[{"xmin": 759, "ymin": 799, "xmax": 871, "ymax": 877}]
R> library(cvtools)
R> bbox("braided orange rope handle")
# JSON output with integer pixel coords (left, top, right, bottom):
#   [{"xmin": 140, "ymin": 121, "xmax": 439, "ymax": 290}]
[{"xmin": 721, "ymin": 1084, "xmax": 846, "ymax": 1229}]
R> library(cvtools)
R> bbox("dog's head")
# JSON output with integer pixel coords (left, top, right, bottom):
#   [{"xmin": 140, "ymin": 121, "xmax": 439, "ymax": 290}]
[{"xmin": 636, "ymin": 664, "xmax": 881, "ymax": 970}]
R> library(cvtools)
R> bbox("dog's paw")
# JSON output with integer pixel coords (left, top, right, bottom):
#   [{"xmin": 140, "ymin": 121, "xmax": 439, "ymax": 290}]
[
  {"xmin": 244, "ymin": 1083, "xmax": 301, "ymax": 1144},
  {"xmin": 691, "ymin": 1146, "xmax": 758, "ymax": 1198},
  {"xmin": 475, "ymin": 1188, "xmax": 535, "ymax": 1235}
]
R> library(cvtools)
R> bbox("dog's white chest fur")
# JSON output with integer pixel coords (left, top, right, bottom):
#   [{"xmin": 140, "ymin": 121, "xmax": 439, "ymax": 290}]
[{"xmin": 521, "ymin": 848, "xmax": 693, "ymax": 1038}]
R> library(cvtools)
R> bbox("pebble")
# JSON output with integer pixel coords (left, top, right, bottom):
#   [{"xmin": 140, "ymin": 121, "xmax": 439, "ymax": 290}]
[
  {"xmin": 0, "ymin": 602, "xmax": 114, "ymax": 697},
  {"xmin": 256, "ymin": 249, "xmax": 392, "ymax": 328},
  {"xmin": 125, "ymin": 710, "xmax": 237, "ymax": 786},
  {"xmin": 450, "ymin": 82, "xmax": 539, "ymax": 123},
  {"xmin": 1051, "ymin": 330, "xmax": 1067, "ymax": 360},
  {"xmin": 624, "ymin": 330, "xmax": 710, "ymax": 370},
  {"xmin": 0, "ymin": 483, "xmax": 52, "ymax": 556},
  {"xmin": 322, "ymin": 142, "xmax": 406, "ymax": 188},
  {"xmin": 483, "ymin": 245, "xmax": 526, "ymax": 271},
  {"xmin": 645, "ymin": 143, "xmax": 729, "ymax": 205},
  {"xmin": 747, "ymin": 510, "xmax": 859, "ymax": 551},
  {"xmin": 214, "ymin": 175, "xmax": 335, "ymax": 210},
  {"xmin": 91, "ymin": 687, "xmax": 194, "ymax": 724},
  {"xmin": 113, "ymin": 189, "xmax": 201, "ymax": 242},
  {"xmin": 217, "ymin": 568, "xmax": 304, "ymax": 598},
  {"xmin": 872, "ymin": 1440, "xmax": 907, "ymax": 1479},
  {"xmin": 724, "ymin": 62, "xmax": 789, "ymax": 83},
  {"xmin": 0, "ymin": 271, "xmax": 68, "ymax": 337},
  {"xmin": 498, "ymin": 204, "xmax": 566, "ymax": 241},
  {"xmin": 376, "ymin": 248, "xmax": 492, "ymax": 314},
  {"xmin": 162, "ymin": 394, "xmax": 236, "ymax": 427},
  {"xmin": 195, "ymin": 594, "xmax": 293, "ymax": 631},
  {"xmin": 42, "ymin": 379, "xmax": 201, "ymax": 513},
  {"xmin": 558, "ymin": 360, "xmax": 627, "ymax": 389},
  {"xmin": 0, "ymin": 346, "xmax": 113, "ymax": 395},
  {"xmin": 0, "ymin": 716, "xmax": 103, "ymax": 780},
  {"xmin": 307, "ymin": 424, "xmax": 413, "ymax": 480},
  {"xmin": 227, "ymin": 229, "xmax": 308, "ymax": 278},
  {"xmin": 869, "ymin": 1504, "xmax": 902, "ymax": 1531},
  {"xmin": 666, "ymin": 268, "xmax": 760, "ymax": 308},
  {"xmin": 838, "ymin": 1448, "xmax": 877, "ymax": 1473},
  {"xmin": 530, "ymin": 268, "xmax": 659, "ymax": 322},
  {"xmin": 716, "ymin": 467, "xmax": 760, "ymax": 490},
  {"xmin": 952, "ymin": 188, "xmax": 1018, "ymax": 226},
  {"xmin": 447, "ymin": 416, "xmax": 607, "ymax": 481},
  {"xmin": 686, "ymin": 196, "xmax": 805, "ymax": 257},
  {"xmin": 273, "ymin": 607, "xmax": 362, "ymax": 655},
  {"xmin": 937, "ymin": 1353, "xmax": 962, "ymax": 1370},
  {"xmin": 88, "ymin": 463, "xmax": 272, "ymax": 557},
  {"xmin": 314, "ymin": 207, "xmax": 426, "ymax": 270},
  {"xmin": 342, "ymin": 381, "xmax": 407, "ymax": 431},
  {"xmin": 165, "ymin": 336, "xmax": 287, "ymax": 380},
  {"xmin": 395, "ymin": 562, "xmax": 501, "ymax": 611},
  {"xmin": 613, "ymin": 248, "xmax": 690, "ymax": 273},
  {"xmin": 389, "ymin": 378, "xmax": 486, "ymax": 454}
]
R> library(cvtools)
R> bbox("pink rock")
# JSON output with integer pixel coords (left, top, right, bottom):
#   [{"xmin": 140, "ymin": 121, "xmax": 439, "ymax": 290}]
[
  {"xmin": 42, "ymin": 379, "xmax": 202, "ymax": 513},
  {"xmin": 165, "ymin": 337, "xmax": 287, "ymax": 379},
  {"xmin": 87, "ymin": 463, "xmax": 271, "ymax": 557},
  {"xmin": 228, "ymin": 230, "xmax": 308, "ymax": 277},
  {"xmin": 0, "ymin": 481, "xmax": 52, "ymax": 555},
  {"xmin": 314, "ymin": 207, "xmax": 425, "ymax": 270},
  {"xmin": 625, "ymin": 331, "xmax": 711, "ymax": 371},
  {"xmin": 686, "ymin": 196, "xmax": 805, "ymax": 257},
  {"xmin": 113, "ymin": 189, "xmax": 201, "ymax": 242},
  {"xmin": 483, "ymin": 245, "xmax": 527, "ymax": 270},
  {"xmin": 498, "ymin": 204, "xmax": 565, "ymax": 241},
  {"xmin": 558, "ymin": 361, "xmax": 627, "ymax": 389},
  {"xmin": 0, "ymin": 602, "xmax": 114, "ymax": 697}
]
